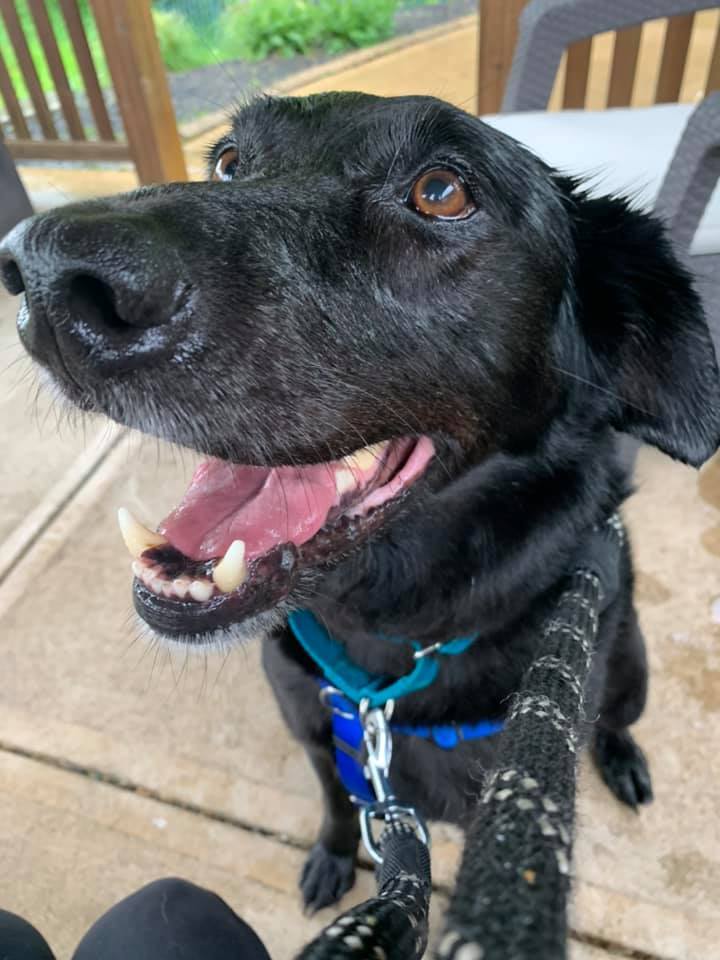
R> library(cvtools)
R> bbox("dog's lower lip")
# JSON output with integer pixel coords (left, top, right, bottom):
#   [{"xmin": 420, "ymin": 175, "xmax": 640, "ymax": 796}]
[{"xmin": 130, "ymin": 503, "xmax": 393, "ymax": 638}]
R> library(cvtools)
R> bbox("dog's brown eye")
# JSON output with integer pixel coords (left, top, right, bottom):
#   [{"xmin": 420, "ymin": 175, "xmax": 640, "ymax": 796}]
[
  {"xmin": 213, "ymin": 147, "xmax": 239, "ymax": 182},
  {"xmin": 409, "ymin": 168, "xmax": 475, "ymax": 220}
]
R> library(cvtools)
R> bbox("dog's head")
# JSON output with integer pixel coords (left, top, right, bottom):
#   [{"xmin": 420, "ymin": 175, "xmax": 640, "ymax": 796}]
[{"xmin": 1, "ymin": 94, "xmax": 718, "ymax": 643}]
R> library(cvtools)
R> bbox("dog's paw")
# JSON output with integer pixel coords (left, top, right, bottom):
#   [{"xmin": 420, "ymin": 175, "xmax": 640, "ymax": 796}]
[
  {"xmin": 592, "ymin": 728, "xmax": 653, "ymax": 810},
  {"xmin": 299, "ymin": 843, "xmax": 356, "ymax": 914}
]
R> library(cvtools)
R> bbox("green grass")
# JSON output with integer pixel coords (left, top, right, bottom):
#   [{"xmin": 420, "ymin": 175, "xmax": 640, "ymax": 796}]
[{"xmin": 0, "ymin": 0, "xmax": 442, "ymax": 111}]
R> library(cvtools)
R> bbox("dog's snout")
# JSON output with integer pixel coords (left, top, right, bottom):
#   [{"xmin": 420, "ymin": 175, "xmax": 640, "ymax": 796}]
[{"xmin": 0, "ymin": 207, "xmax": 192, "ymax": 382}]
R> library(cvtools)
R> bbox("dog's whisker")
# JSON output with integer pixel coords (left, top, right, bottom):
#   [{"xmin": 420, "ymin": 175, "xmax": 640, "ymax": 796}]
[
  {"xmin": 551, "ymin": 365, "xmax": 655, "ymax": 417},
  {"xmin": 145, "ymin": 638, "xmax": 163, "ymax": 691},
  {"xmin": 175, "ymin": 643, "xmax": 191, "ymax": 693},
  {"xmin": 212, "ymin": 644, "xmax": 233, "ymax": 691},
  {"xmin": 197, "ymin": 648, "xmax": 209, "ymax": 702}
]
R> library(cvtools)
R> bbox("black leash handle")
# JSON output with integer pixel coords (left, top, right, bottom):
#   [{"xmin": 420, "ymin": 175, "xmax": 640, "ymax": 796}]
[
  {"xmin": 295, "ymin": 515, "xmax": 623, "ymax": 960},
  {"xmin": 296, "ymin": 822, "xmax": 432, "ymax": 960},
  {"xmin": 436, "ymin": 514, "xmax": 624, "ymax": 960}
]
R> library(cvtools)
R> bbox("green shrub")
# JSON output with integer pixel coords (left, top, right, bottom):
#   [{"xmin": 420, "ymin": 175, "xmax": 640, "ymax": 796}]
[
  {"xmin": 219, "ymin": 0, "xmax": 398, "ymax": 61},
  {"xmin": 316, "ymin": 0, "xmax": 397, "ymax": 55},
  {"xmin": 219, "ymin": 0, "xmax": 317, "ymax": 60},
  {"xmin": 0, "ymin": 0, "xmax": 108, "ymax": 103},
  {"xmin": 152, "ymin": 8, "xmax": 209, "ymax": 72}
]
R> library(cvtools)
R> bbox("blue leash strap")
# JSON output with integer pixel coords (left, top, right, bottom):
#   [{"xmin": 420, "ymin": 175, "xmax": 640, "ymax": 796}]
[{"xmin": 319, "ymin": 681, "xmax": 504, "ymax": 804}]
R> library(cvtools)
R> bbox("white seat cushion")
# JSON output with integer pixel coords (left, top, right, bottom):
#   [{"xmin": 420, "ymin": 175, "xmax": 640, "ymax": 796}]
[{"xmin": 482, "ymin": 104, "xmax": 720, "ymax": 256}]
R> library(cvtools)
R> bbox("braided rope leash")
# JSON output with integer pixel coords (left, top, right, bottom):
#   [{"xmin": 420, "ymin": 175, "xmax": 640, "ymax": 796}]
[
  {"xmin": 436, "ymin": 514, "xmax": 624, "ymax": 960},
  {"xmin": 296, "ymin": 822, "xmax": 432, "ymax": 960}
]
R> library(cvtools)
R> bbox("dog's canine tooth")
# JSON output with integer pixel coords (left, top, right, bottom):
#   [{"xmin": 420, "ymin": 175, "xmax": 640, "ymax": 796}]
[
  {"xmin": 344, "ymin": 441, "xmax": 387, "ymax": 473},
  {"xmin": 212, "ymin": 540, "xmax": 247, "ymax": 593},
  {"xmin": 334, "ymin": 467, "xmax": 357, "ymax": 495},
  {"xmin": 118, "ymin": 507, "xmax": 168, "ymax": 559},
  {"xmin": 189, "ymin": 578, "xmax": 215, "ymax": 602}
]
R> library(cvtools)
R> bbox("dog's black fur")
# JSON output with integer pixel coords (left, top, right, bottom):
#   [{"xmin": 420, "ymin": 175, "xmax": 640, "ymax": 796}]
[{"xmin": 2, "ymin": 94, "xmax": 719, "ymax": 913}]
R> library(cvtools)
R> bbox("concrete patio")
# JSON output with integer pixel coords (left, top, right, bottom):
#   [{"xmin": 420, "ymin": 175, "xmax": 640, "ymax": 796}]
[{"xmin": 2, "ymin": 16, "xmax": 720, "ymax": 960}]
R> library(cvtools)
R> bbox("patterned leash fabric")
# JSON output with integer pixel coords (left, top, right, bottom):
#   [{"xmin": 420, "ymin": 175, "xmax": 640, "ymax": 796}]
[
  {"xmin": 295, "ymin": 514, "xmax": 624, "ymax": 960},
  {"xmin": 436, "ymin": 514, "xmax": 624, "ymax": 960},
  {"xmin": 296, "ymin": 823, "xmax": 432, "ymax": 960}
]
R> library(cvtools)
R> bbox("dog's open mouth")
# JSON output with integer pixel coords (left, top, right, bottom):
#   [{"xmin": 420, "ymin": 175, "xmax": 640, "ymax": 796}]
[{"xmin": 120, "ymin": 436, "xmax": 435, "ymax": 637}]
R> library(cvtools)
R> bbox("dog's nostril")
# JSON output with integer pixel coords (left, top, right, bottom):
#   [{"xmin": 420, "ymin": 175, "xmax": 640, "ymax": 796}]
[
  {"xmin": 68, "ymin": 274, "xmax": 129, "ymax": 332},
  {"xmin": 0, "ymin": 259, "xmax": 25, "ymax": 295}
]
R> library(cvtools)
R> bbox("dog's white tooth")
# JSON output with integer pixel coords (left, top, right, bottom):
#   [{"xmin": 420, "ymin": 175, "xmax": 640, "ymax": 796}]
[
  {"xmin": 131, "ymin": 559, "xmax": 145, "ymax": 578},
  {"xmin": 334, "ymin": 468, "xmax": 357, "ymax": 495},
  {"xmin": 117, "ymin": 507, "xmax": 168, "ymax": 559},
  {"xmin": 344, "ymin": 441, "xmax": 387, "ymax": 473},
  {"xmin": 172, "ymin": 576, "xmax": 191, "ymax": 600},
  {"xmin": 149, "ymin": 577, "xmax": 165, "ymax": 596},
  {"xmin": 212, "ymin": 540, "xmax": 248, "ymax": 593},
  {"xmin": 161, "ymin": 582, "xmax": 175, "ymax": 598},
  {"xmin": 189, "ymin": 578, "xmax": 215, "ymax": 602}
]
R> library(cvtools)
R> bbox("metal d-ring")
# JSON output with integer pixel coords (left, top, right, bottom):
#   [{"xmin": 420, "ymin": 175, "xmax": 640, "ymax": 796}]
[
  {"xmin": 413, "ymin": 641, "xmax": 442, "ymax": 660},
  {"xmin": 318, "ymin": 685, "xmax": 355, "ymax": 720}
]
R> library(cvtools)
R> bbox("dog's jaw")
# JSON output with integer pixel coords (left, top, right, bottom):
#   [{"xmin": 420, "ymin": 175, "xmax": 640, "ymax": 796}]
[{"xmin": 120, "ymin": 436, "xmax": 438, "ymax": 643}]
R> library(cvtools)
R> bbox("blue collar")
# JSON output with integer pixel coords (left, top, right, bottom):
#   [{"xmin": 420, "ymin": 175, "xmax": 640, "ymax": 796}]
[
  {"xmin": 287, "ymin": 610, "xmax": 503, "ymax": 805},
  {"xmin": 288, "ymin": 608, "xmax": 479, "ymax": 709}
]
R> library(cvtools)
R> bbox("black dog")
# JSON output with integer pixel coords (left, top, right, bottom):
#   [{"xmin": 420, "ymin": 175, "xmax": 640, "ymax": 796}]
[{"xmin": 2, "ymin": 94, "xmax": 719, "ymax": 913}]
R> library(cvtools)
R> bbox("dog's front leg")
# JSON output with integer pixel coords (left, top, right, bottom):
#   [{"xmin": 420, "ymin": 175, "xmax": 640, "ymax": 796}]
[{"xmin": 262, "ymin": 627, "xmax": 359, "ymax": 913}]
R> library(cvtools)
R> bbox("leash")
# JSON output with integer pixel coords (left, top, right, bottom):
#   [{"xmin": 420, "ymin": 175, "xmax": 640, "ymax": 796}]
[{"xmin": 294, "ymin": 512, "xmax": 625, "ymax": 960}]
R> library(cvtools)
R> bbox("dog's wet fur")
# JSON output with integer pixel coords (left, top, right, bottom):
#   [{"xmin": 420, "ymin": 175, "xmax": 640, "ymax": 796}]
[{"xmin": 2, "ymin": 94, "xmax": 719, "ymax": 912}]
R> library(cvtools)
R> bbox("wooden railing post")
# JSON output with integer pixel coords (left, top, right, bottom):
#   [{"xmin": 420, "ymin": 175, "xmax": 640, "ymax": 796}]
[
  {"xmin": 90, "ymin": 0, "xmax": 187, "ymax": 184},
  {"xmin": 477, "ymin": 0, "xmax": 528, "ymax": 114}
]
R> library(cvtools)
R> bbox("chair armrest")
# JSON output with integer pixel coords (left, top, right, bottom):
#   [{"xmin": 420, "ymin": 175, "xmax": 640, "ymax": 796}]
[
  {"xmin": 0, "ymin": 142, "xmax": 33, "ymax": 237},
  {"xmin": 502, "ymin": 0, "xmax": 717, "ymax": 112},
  {"xmin": 653, "ymin": 92, "xmax": 720, "ymax": 253}
]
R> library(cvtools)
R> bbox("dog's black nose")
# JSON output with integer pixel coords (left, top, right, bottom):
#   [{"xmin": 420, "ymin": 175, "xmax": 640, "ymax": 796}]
[{"xmin": 0, "ymin": 207, "xmax": 192, "ymax": 380}]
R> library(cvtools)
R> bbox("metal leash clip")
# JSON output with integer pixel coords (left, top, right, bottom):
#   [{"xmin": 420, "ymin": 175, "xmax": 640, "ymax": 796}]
[{"xmin": 358, "ymin": 698, "xmax": 430, "ymax": 864}]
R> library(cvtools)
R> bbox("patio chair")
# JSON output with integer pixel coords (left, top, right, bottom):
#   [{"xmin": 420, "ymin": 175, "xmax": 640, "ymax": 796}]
[
  {"xmin": 0, "ymin": 141, "xmax": 33, "ymax": 237},
  {"xmin": 479, "ymin": 0, "xmax": 720, "ymax": 352}
]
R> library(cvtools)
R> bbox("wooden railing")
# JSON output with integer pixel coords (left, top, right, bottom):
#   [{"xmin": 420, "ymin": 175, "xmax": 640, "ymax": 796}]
[
  {"xmin": 0, "ymin": 0, "xmax": 186, "ymax": 183},
  {"xmin": 477, "ymin": 0, "xmax": 720, "ymax": 113}
]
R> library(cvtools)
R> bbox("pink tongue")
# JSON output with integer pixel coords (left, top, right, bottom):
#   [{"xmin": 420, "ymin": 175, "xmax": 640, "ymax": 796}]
[{"xmin": 159, "ymin": 458, "xmax": 344, "ymax": 562}]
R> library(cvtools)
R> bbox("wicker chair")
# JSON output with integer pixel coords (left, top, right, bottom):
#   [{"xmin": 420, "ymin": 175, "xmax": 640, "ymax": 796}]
[{"xmin": 480, "ymin": 0, "xmax": 720, "ymax": 351}]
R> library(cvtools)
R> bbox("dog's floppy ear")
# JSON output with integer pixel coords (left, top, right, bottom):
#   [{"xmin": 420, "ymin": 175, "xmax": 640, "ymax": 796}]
[{"xmin": 563, "ymin": 189, "xmax": 720, "ymax": 466}]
